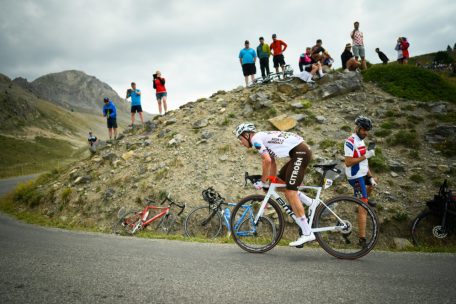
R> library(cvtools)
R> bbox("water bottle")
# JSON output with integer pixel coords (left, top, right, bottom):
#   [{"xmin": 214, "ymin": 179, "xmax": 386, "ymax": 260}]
[{"xmin": 223, "ymin": 208, "xmax": 231, "ymax": 220}]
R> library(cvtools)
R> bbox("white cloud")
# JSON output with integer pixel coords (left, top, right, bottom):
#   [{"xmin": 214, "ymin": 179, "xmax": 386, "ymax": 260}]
[{"xmin": 0, "ymin": 0, "xmax": 455, "ymax": 114}]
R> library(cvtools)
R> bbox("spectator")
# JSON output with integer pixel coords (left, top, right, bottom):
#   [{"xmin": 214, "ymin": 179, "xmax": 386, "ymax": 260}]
[
  {"xmin": 270, "ymin": 34, "xmax": 288, "ymax": 77},
  {"xmin": 239, "ymin": 40, "xmax": 257, "ymax": 87},
  {"xmin": 344, "ymin": 116, "xmax": 378, "ymax": 248},
  {"xmin": 257, "ymin": 37, "xmax": 271, "ymax": 79},
  {"xmin": 126, "ymin": 82, "xmax": 144, "ymax": 126},
  {"xmin": 153, "ymin": 71, "xmax": 168, "ymax": 115},
  {"xmin": 375, "ymin": 48, "xmax": 389, "ymax": 64},
  {"xmin": 395, "ymin": 37, "xmax": 404, "ymax": 63},
  {"xmin": 102, "ymin": 97, "xmax": 117, "ymax": 141},
  {"xmin": 311, "ymin": 39, "xmax": 326, "ymax": 63},
  {"xmin": 88, "ymin": 131, "xmax": 98, "ymax": 154},
  {"xmin": 299, "ymin": 47, "xmax": 321, "ymax": 77},
  {"xmin": 350, "ymin": 21, "xmax": 367, "ymax": 70},
  {"xmin": 400, "ymin": 37, "xmax": 410, "ymax": 65},
  {"xmin": 341, "ymin": 43, "xmax": 360, "ymax": 71}
]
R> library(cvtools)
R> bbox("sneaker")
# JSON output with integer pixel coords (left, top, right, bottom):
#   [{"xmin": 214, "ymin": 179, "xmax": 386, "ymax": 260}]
[
  {"xmin": 368, "ymin": 199, "xmax": 377, "ymax": 208},
  {"xmin": 289, "ymin": 233, "xmax": 316, "ymax": 247}
]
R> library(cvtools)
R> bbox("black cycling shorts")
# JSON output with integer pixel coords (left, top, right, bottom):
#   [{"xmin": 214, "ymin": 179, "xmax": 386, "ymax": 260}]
[{"xmin": 278, "ymin": 143, "xmax": 312, "ymax": 190}]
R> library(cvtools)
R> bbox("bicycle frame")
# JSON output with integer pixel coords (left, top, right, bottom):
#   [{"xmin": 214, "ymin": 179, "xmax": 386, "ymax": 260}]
[{"xmin": 253, "ymin": 176, "xmax": 348, "ymax": 234}]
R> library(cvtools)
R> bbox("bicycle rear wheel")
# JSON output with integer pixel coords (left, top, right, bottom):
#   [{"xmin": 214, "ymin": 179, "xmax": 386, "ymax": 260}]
[
  {"xmin": 313, "ymin": 196, "xmax": 379, "ymax": 259},
  {"xmin": 411, "ymin": 210, "xmax": 456, "ymax": 246},
  {"xmin": 184, "ymin": 206, "xmax": 222, "ymax": 238},
  {"xmin": 112, "ymin": 211, "xmax": 142, "ymax": 235},
  {"xmin": 230, "ymin": 195, "xmax": 284, "ymax": 253}
]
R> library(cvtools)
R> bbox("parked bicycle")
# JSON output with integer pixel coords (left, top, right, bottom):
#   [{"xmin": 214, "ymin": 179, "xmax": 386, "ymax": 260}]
[
  {"xmin": 184, "ymin": 186, "xmax": 276, "ymax": 240},
  {"xmin": 230, "ymin": 163, "xmax": 379, "ymax": 259},
  {"xmin": 113, "ymin": 194, "xmax": 186, "ymax": 236},
  {"xmin": 249, "ymin": 64, "xmax": 294, "ymax": 87},
  {"xmin": 411, "ymin": 179, "xmax": 456, "ymax": 246}
]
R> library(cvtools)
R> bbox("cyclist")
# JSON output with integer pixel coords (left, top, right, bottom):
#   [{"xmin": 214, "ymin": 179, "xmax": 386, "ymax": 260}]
[
  {"xmin": 234, "ymin": 123, "xmax": 315, "ymax": 246},
  {"xmin": 344, "ymin": 116, "xmax": 378, "ymax": 247}
]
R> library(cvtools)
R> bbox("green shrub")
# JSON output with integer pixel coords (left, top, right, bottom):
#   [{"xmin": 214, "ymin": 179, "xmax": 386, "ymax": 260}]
[
  {"xmin": 410, "ymin": 174, "xmax": 424, "ymax": 183},
  {"xmin": 301, "ymin": 100, "xmax": 312, "ymax": 109},
  {"xmin": 319, "ymin": 139, "xmax": 337, "ymax": 149},
  {"xmin": 362, "ymin": 65, "xmax": 456, "ymax": 103},
  {"xmin": 60, "ymin": 187, "xmax": 73, "ymax": 202},
  {"xmin": 341, "ymin": 125, "xmax": 352, "ymax": 132},
  {"xmin": 369, "ymin": 148, "xmax": 388, "ymax": 172},
  {"xmin": 13, "ymin": 181, "xmax": 43, "ymax": 208},
  {"xmin": 388, "ymin": 130, "xmax": 420, "ymax": 147},
  {"xmin": 374, "ymin": 129, "xmax": 392, "ymax": 137},
  {"xmin": 392, "ymin": 211, "xmax": 409, "ymax": 222}
]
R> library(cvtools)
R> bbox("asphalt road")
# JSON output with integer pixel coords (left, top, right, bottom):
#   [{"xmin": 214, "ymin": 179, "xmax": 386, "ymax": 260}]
[
  {"xmin": 0, "ymin": 174, "xmax": 40, "ymax": 197},
  {"xmin": 0, "ymin": 213, "xmax": 455, "ymax": 304}
]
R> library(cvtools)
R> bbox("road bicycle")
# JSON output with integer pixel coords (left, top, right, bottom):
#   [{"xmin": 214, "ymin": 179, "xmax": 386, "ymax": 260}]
[
  {"xmin": 113, "ymin": 194, "xmax": 186, "ymax": 236},
  {"xmin": 230, "ymin": 163, "xmax": 379, "ymax": 259},
  {"xmin": 411, "ymin": 179, "xmax": 456, "ymax": 246},
  {"xmin": 184, "ymin": 187, "xmax": 276, "ymax": 240},
  {"xmin": 249, "ymin": 65, "xmax": 294, "ymax": 87}
]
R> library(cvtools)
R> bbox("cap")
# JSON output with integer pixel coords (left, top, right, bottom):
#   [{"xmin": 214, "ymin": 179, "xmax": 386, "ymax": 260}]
[
  {"xmin": 345, "ymin": 43, "xmax": 352, "ymax": 48},
  {"xmin": 103, "ymin": 97, "xmax": 109, "ymax": 102},
  {"xmin": 272, "ymin": 34, "xmax": 277, "ymax": 38}
]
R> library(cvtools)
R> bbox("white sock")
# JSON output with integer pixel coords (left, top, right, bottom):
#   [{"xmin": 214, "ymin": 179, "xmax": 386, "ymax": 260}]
[
  {"xmin": 298, "ymin": 192, "xmax": 313, "ymax": 206},
  {"xmin": 296, "ymin": 216, "xmax": 311, "ymax": 235}
]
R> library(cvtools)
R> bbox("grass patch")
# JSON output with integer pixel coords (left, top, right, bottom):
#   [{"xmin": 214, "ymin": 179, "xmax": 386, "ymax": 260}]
[
  {"xmin": 319, "ymin": 139, "xmax": 337, "ymax": 149},
  {"xmin": 362, "ymin": 64, "xmax": 456, "ymax": 103},
  {"xmin": 369, "ymin": 148, "xmax": 388, "ymax": 173},
  {"xmin": 341, "ymin": 125, "xmax": 352, "ymax": 132},
  {"xmin": 432, "ymin": 112, "xmax": 456, "ymax": 124},
  {"xmin": 434, "ymin": 139, "xmax": 456, "ymax": 157},
  {"xmin": 374, "ymin": 129, "xmax": 392, "ymax": 137},
  {"xmin": 410, "ymin": 174, "xmax": 425, "ymax": 183},
  {"xmin": 301, "ymin": 99, "xmax": 312, "ymax": 109},
  {"xmin": 388, "ymin": 130, "xmax": 420, "ymax": 147}
]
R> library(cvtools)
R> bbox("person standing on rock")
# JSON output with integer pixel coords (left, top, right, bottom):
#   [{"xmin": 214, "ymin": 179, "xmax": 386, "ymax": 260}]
[
  {"xmin": 102, "ymin": 97, "xmax": 118, "ymax": 141},
  {"xmin": 234, "ymin": 123, "xmax": 316, "ymax": 247},
  {"xmin": 351, "ymin": 21, "xmax": 367, "ymax": 70},
  {"xmin": 126, "ymin": 82, "xmax": 144, "ymax": 126},
  {"xmin": 270, "ymin": 34, "xmax": 287, "ymax": 77},
  {"xmin": 239, "ymin": 40, "xmax": 257, "ymax": 87},
  {"xmin": 153, "ymin": 71, "xmax": 168, "ymax": 115},
  {"xmin": 344, "ymin": 116, "xmax": 378, "ymax": 248},
  {"xmin": 257, "ymin": 37, "xmax": 271, "ymax": 80}
]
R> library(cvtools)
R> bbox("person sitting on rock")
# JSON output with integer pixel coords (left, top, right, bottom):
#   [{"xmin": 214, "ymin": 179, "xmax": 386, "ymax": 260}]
[
  {"xmin": 298, "ymin": 47, "xmax": 321, "ymax": 79},
  {"xmin": 341, "ymin": 43, "xmax": 360, "ymax": 72}
]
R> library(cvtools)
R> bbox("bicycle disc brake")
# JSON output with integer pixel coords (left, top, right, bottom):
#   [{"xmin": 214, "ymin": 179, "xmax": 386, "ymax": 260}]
[
  {"xmin": 433, "ymin": 225, "xmax": 448, "ymax": 239},
  {"xmin": 336, "ymin": 220, "xmax": 353, "ymax": 244}
]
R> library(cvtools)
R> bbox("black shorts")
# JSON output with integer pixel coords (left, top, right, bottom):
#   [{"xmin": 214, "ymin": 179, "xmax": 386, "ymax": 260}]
[
  {"xmin": 131, "ymin": 105, "xmax": 143, "ymax": 113},
  {"xmin": 278, "ymin": 143, "xmax": 312, "ymax": 190},
  {"xmin": 273, "ymin": 54, "xmax": 286, "ymax": 68},
  {"xmin": 242, "ymin": 63, "xmax": 256, "ymax": 76},
  {"xmin": 107, "ymin": 117, "xmax": 118, "ymax": 129}
]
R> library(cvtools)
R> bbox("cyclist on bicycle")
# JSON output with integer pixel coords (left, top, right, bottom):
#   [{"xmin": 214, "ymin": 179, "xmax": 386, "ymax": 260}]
[
  {"xmin": 344, "ymin": 116, "xmax": 377, "ymax": 247},
  {"xmin": 234, "ymin": 123, "xmax": 314, "ymax": 246}
]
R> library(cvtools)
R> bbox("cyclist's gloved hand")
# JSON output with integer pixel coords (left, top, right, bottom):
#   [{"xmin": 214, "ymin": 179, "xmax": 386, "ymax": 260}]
[
  {"xmin": 254, "ymin": 180, "xmax": 264, "ymax": 190},
  {"xmin": 365, "ymin": 150, "xmax": 375, "ymax": 159}
]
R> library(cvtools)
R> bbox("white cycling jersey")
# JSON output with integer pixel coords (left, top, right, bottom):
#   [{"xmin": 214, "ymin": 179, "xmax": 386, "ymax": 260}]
[
  {"xmin": 344, "ymin": 133, "xmax": 369, "ymax": 179},
  {"xmin": 251, "ymin": 131, "xmax": 304, "ymax": 158}
]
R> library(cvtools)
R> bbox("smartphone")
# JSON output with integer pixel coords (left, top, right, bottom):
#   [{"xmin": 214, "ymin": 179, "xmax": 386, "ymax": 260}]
[{"xmin": 368, "ymin": 142, "xmax": 376, "ymax": 150}]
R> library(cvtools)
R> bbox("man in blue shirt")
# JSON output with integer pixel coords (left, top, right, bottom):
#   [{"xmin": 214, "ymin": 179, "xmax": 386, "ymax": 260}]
[
  {"xmin": 126, "ymin": 82, "xmax": 144, "ymax": 127},
  {"xmin": 239, "ymin": 40, "xmax": 257, "ymax": 87},
  {"xmin": 102, "ymin": 97, "xmax": 118, "ymax": 140}
]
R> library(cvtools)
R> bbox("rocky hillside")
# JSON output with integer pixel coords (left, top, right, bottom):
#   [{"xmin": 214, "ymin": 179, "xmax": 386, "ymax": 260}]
[{"xmin": 11, "ymin": 71, "xmax": 456, "ymax": 248}]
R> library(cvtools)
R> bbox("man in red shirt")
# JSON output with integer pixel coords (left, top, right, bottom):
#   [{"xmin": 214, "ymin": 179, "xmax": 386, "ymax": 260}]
[{"xmin": 270, "ymin": 34, "xmax": 288, "ymax": 77}]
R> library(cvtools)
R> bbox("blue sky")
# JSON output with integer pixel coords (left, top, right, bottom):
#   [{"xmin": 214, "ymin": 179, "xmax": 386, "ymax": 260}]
[{"xmin": 1, "ymin": 0, "xmax": 455, "ymax": 114}]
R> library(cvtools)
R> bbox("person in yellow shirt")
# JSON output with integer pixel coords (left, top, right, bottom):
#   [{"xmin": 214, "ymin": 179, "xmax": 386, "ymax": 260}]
[{"xmin": 256, "ymin": 36, "xmax": 271, "ymax": 80}]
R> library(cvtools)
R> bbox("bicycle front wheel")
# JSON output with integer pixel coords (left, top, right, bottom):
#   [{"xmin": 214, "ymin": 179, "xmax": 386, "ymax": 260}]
[
  {"xmin": 184, "ymin": 206, "xmax": 222, "ymax": 238},
  {"xmin": 113, "ymin": 211, "xmax": 142, "ymax": 235},
  {"xmin": 230, "ymin": 195, "xmax": 284, "ymax": 253},
  {"xmin": 314, "ymin": 196, "xmax": 379, "ymax": 259},
  {"xmin": 411, "ymin": 210, "xmax": 456, "ymax": 246},
  {"xmin": 156, "ymin": 214, "xmax": 178, "ymax": 234}
]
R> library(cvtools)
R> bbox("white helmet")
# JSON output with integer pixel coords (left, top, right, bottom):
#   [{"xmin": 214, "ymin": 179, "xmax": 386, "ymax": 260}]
[{"xmin": 233, "ymin": 123, "xmax": 256, "ymax": 138}]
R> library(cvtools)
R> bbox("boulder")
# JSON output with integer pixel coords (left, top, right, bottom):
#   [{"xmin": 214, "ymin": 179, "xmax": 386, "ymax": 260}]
[
  {"xmin": 393, "ymin": 237, "xmax": 413, "ymax": 249},
  {"xmin": 102, "ymin": 152, "xmax": 118, "ymax": 162},
  {"xmin": 192, "ymin": 118, "xmax": 208, "ymax": 129},
  {"xmin": 318, "ymin": 72, "xmax": 362, "ymax": 99},
  {"xmin": 277, "ymin": 83, "xmax": 294, "ymax": 95},
  {"xmin": 268, "ymin": 114, "xmax": 297, "ymax": 131},
  {"xmin": 389, "ymin": 160, "xmax": 406, "ymax": 172},
  {"xmin": 315, "ymin": 115, "xmax": 327, "ymax": 124},
  {"xmin": 122, "ymin": 151, "xmax": 136, "ymax": 161}
]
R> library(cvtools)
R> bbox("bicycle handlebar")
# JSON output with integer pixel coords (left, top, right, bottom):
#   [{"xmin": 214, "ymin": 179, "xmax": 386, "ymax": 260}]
[
  {"xmin": 244, "ymin": 172, "xmax": 262, "ymax": 186},
  {"xmin": 146, "ymin": 196, "xmax": 186, "ymax": 215}
]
